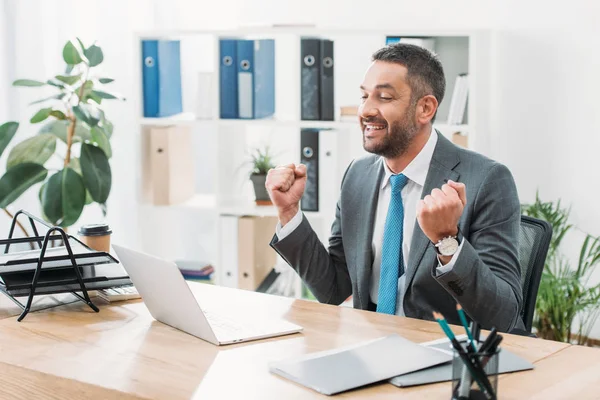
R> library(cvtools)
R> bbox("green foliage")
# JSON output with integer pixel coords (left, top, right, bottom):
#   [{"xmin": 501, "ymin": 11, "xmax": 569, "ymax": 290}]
[
  {"xmin": 0, "ymin": 37, "xmax": 123, "ymax": 227},
  {"xmin": 522, "ymin": 192, "xmax": 600, "ymax": 344},
  {"xmin": 249, "ymin": 146, "xmax": 276, "ymax": 175}
]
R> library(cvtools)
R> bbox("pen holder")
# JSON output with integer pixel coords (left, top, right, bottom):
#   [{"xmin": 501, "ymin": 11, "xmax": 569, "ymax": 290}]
[{"xmin": 451, "ymin": 346, "xmax": 500, "ymax": 400}]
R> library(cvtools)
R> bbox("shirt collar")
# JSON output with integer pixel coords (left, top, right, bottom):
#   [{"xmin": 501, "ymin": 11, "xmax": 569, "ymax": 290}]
[{"xmin": 381, "ymin": 126, "xmax": 438, "ymax": 189}]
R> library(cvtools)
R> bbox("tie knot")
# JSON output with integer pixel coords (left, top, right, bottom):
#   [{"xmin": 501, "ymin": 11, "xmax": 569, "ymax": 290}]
[{"xmin": 390, "ymin": 173, "xmax": 408, "ymax": 192}]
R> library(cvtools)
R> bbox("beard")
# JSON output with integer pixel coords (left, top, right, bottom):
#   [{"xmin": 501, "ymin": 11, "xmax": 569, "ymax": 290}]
[{"xmin": 362, "ymin": 103, "xmax": 419, "ymax": 158}]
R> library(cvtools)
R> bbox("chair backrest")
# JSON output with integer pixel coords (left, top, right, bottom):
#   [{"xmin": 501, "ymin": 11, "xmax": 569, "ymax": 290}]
[{"xmin": 518, "ymin": 215, "xmax": 553, "ymax": 332}]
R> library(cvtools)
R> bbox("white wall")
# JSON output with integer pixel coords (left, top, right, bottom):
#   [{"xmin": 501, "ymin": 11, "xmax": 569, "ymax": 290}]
[{"xmin": 1, "ymin": 0, "xmax": 599, "ymax": 337}]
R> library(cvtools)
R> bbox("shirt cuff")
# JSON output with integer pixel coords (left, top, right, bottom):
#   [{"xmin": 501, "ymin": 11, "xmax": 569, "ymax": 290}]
[
  {"xmin": 275, "ymin": 209, "xmax": 303, "ymax": 240},
  {"xmin": 436, "ymin": 239, "xmax": 465, "ymax": 276}
]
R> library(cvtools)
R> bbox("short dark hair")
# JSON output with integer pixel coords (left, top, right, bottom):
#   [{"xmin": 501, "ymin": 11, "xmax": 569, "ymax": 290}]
[{"xmin": 372, "ymin": 43, "xmax": 446, "ymax": 112}]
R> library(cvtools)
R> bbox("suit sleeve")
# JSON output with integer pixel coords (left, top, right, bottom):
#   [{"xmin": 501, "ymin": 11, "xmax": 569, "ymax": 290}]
[
  {"xmin": 432, "ymin": 163, "xmax": 523, "ymax": 332},
  {"xmin": 269, "ymin": 164, "xmax": 354, "ymax": 305}
]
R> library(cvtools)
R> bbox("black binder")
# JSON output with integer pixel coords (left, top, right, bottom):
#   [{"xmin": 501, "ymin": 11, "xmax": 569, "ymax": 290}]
[
  {"xmin": 300, "ymin": 129, "xmax": 319, "ymax": 212},
  {"xmin": 320, "ymin": 39, "xmax": 334, "ymax": 121},
  {"xmin": 0, "ymin": 210, "xmax": 131, "ymax": 321},
  {"xmin": 300, "ymin": 38, "xmax": 321, "ymax": 120}
]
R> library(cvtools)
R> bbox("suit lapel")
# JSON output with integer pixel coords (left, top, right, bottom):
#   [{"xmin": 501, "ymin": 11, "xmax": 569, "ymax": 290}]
[
  {"xmin": 403, "ymin": 132, "xmax": 461, "ymax": 294},
  {"xmin": 356, "ymin": 157, "xmax": 384, "ymax": 308}
]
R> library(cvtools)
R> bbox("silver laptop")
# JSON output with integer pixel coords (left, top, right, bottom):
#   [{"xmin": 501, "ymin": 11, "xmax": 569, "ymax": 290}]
[{"xmin": 112, "ymin": 244, "xmax": 302, "ymax": 346}]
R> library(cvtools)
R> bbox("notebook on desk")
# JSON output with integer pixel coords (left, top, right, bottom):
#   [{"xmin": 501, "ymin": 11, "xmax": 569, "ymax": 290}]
[
  {"xmin": 269, "ymin": 334, "xmax": 452, "ymax": 395},
  {"xmin": 389, "ymin": 337, "xmax": 534, "ymax": 387}
]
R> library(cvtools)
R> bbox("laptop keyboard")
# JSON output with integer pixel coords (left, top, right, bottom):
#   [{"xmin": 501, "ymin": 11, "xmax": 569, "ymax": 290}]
[{"xmin": 201, "ymin": 308, "xmax": 281, "ymax": 340}]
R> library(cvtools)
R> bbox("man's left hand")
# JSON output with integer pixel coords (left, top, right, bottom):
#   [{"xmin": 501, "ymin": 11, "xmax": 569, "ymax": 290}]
[{"xmin": 416, "ymin": 180, "xmax": 467, "ymax": 244}]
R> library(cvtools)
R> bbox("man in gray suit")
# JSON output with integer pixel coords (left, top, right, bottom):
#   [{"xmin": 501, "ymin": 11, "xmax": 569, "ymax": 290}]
[{"xmin": 266, "ymin": 43, "xmax": 525, "ymax": 333}]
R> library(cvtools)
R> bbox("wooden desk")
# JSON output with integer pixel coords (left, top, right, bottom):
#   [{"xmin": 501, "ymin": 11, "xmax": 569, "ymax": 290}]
[{"xmin": 0, "ymin": 282, "xmax": 594, "ymax": 399}]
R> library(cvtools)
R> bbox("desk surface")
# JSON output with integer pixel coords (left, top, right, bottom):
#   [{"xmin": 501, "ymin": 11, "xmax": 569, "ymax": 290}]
[{"xmin": 0, "ymin": 283, "xmax": 596, "ymax": 399}]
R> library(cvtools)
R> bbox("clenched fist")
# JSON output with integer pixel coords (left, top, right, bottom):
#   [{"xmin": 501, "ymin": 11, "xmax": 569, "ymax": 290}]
[
  {"xmin": 416, "ymin": 180, "xmax": 467, "ymax": 245},
  {"xmin": 265, "ymin": 163, "xmax": 307, "ymax": 225}
]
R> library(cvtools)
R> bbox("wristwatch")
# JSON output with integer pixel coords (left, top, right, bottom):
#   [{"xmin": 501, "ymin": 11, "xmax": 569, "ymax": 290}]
[{"xmin": 433, "ymin": 229, "xmax": 463, "ymax": 256}]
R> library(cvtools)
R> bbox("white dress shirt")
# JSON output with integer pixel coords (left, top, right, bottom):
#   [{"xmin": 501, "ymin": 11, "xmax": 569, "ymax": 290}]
[{"xmin": 276, "ymin": 128, "xmax": 463, "ymax": 316}]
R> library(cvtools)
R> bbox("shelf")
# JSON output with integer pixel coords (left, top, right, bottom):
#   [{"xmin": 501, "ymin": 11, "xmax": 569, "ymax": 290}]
[
  {"xmin": 139, "ymin": 112, "xmax": 197, "ymax": 126},
  {"xmin": 139, "ymin": 194, "xmax": 217, "ymax": 210},
  {"xmin": 140, "ymin": 194, "xmax": 327, "ymax": 219},
  {"xmin": 140, "ymin": 114, "xmax": 470, "ymax": 133},
  {"xmin": 135, "ymin": 27, "xmax": 476, "ymax": 39}
]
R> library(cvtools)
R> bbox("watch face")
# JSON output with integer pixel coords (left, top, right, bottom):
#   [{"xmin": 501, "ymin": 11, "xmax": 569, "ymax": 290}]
[{"xmin": 438, "ymin": 237, "xmax": 459, "ymax": 256}]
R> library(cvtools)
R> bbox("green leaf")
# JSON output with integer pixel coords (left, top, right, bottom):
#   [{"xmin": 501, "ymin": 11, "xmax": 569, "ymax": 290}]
[
  {"xmin": 76, "ymin": 37, "xmax": 86, "ymax": 52},
  {"xmin": 101, "ymin": 119, "xmax": 114, "ymax": 137},
  {"xmin": 0, "ymin": 122, "xmax": 19, "ymax": 158},
  {"xmin": 80, "ymin": 143, "xmax": 111, "ymax": 203},
  {"xmin": 90, "ymin": 126, "xmax": 112, "ymax": 158},
  {"xmin": 90, "ymin": 89, "xmax": 123, "ymax": 100},
  {"xmin": 41, "ymin": 167, "xmax": 86, "ymax": 227},
  {"xmin": 72, "ymin": 105, "xmax": 91, "ymax": 126},
  {"xmin": 76, "ymin": 80, "xmax": 94, "ymax": 100},
  {"xmin": 98, "ymin": 78, "xmax": 114, "ymax": 84},
  {"xmin": 87, "ymin": 92, "xmax": 102, "ymax": 104},
  {"xmin": 78, "ymin": 103, "xmax": 100, "ymax": 126},
  {"xmin": 69, "ymin": 157, "xmax": 82, "ymax": 174},
  {"xmin": 84, "ymin": 44, "xmax": 104, "ymax": 67},
  {"xmin": 40, "ymin": 120, "xmax": 91, "ymax": 143},
  {"xmin": 49, "ymin": 110, "xmax": 67, "ymax": 120},
  {"xmin": 6, "ymin": 134, "xmax": 56, "ymax": 169},
  {"xmin": 29, "ymin": 94, "xmax": 66, "ymax": 105},
  {"xmin": 13, "ymin": 79, "xmax": 46, "ymax": 87},
  {"xmin": 65, "ymin": 64, "xmax": 74, "ymax": 75},
  {"xmin": 85, "ymin": 190, "xmax": 93, "ymax": 205},
  {"xmin": 63, "ymin": 40, "xmax": 83, "ymax": 65},
  {"xmin": 55, "ymin": 74, "xmax": 82, "ymax": 85},
  {"xmin": 0, "ymin": 163, "xmax": 48, "ymax": 208},
  {"xmin": 30, "ymin": 107, "xmax": 52, "ymax": 124},
  {"xmin": 46, "ymin": 79, "xmax": 66, "ymax": 89}
]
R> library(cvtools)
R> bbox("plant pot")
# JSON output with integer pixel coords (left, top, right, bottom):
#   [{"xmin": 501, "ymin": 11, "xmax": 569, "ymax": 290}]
[{"xmin": 250, "ymin": 174, "xmax": 272, "ymax": 206}]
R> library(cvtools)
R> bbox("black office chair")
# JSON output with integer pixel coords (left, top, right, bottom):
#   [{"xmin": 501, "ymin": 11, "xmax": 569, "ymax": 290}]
[{"xmin": 517, "ymin": 215, "xmax": 553, "ymax": 333}]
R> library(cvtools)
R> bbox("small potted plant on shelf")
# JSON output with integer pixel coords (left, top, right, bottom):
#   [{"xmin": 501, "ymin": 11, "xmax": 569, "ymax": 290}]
[{"xmin": 249, "ymin": 146, "xmax": 276, "ymax": 206}]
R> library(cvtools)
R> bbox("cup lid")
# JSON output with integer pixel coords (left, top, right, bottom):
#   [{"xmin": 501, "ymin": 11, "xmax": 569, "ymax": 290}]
[{"xmin": 78, "ymin": 224, "xmax": 112, "ymax": 236}]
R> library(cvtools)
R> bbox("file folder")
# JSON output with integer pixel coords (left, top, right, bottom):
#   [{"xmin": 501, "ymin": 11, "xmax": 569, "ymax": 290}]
[
  {"xmin": 300, "ymin": 38, "xmax": 321, "ymax": 120},
  {"xmin": 269, "ymin": 334, "xmax": 451, "ymax": 395},
  {"xmin": 237, "ymin": 39, "xmax": 275, "ymax": 119},
  {"xmin": 148, "ymin": 125, "xmax": 195, "ymax": 205},
  {"xmin": 237, "ymin": 216, "xmax": 278, "ymax": 290},
  {"xmin": 300, "ymin": 129, "xmax": 319, "ymax": 212},
  {"xmin": 141, "ymin": 40, "xmax": 183, "ymax": 118},
  {"xmin": 319, "ymin": 39, "xmax": 334, "ymax": 121},
  {"xmin": 237, "ymin": 40, "xmax": 254, "ymax": 119},
  {"xmin": 253, "ymin": 39, "xmax": 275, "ymax": 119},
  {"xmin": 219, "ymin": 39, "xmax": 239, "ymax": 119}
]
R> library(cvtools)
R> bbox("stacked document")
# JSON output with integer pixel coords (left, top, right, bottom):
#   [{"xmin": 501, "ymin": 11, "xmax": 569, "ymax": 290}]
[
  {"xmin": 0, "ymin": 242, "xmax": 113, "ymax": 274},
  {"xmin": 269, "ymin": 334, "xmax": 452, "ymax": 395}
]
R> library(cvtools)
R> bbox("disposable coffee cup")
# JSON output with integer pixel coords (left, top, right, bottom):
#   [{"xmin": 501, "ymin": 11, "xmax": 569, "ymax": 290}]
[{"xmin": 78, "ymin": 224, "xmax": 112, "ymax": 253}]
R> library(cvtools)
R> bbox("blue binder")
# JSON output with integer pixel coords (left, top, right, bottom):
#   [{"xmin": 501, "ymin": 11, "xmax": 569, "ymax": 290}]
[
  {"xmin": 219, "ymin": 39, "xmax": 239, "ymax": 119},
  {"xmin": 142, "ymin": 40, "xmax": 183, "ymax": 118},
  {"xmin": 237, "ymin": 40, "xmax": 254, "ymax": 119},
  {"xmin": 253, "ymin": 39, "xmax": 275, "ymax": 119},
  {"xmin": 237, "ymin": 39, "xmax": 275, "ymax": 119}
]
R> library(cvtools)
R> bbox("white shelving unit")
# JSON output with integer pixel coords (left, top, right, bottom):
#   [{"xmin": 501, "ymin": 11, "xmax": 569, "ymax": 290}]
[{"xmin": 132, "ymin": 27, "xmax": 491, "ymax": 293}]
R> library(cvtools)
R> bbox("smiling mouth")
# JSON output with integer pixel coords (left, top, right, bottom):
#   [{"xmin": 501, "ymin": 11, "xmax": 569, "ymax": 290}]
[{"xmin": 362, "ymin": 121, "xmax": 388, "ymax": 135}]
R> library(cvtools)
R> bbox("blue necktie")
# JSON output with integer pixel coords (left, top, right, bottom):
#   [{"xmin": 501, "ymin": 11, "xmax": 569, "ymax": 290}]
[{"xmin": 377, "ymin": 173, "xmax": 409, "ymax": 315}]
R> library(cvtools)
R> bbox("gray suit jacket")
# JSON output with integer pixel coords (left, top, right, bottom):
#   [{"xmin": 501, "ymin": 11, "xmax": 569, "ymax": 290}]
[{"xmin": 271, "ymin": 132, "xmax": 525, "ymax": 332}]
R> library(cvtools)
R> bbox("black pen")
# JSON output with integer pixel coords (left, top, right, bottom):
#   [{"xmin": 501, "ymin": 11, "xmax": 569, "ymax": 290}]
[{"xmin": 479, "ymin": 327, "xmax": 498, "ymax": 354}]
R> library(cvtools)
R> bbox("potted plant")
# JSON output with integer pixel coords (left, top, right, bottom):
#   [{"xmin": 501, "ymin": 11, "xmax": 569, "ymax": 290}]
[
  {"xmin": 249, "ymin": 146, "xmax": 276, "ymax": 206},
  {"xmin": 0, "ymin": 38, "xmax": 123, "ymax": 231},
  {"xmin": 522, "ymin": 193, "xmax": 600, "ymax": 345}
]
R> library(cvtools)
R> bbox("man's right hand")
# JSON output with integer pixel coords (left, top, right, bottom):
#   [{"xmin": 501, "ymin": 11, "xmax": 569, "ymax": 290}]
[{"xmin": 265, "ymin": 163, "xmax": 307, "ymax": 225}]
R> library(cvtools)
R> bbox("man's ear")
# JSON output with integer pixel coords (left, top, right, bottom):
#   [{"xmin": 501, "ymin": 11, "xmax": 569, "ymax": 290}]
[{"xmin": 416, "ymin": 95, "xmax": 438, "ymax": 124}]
